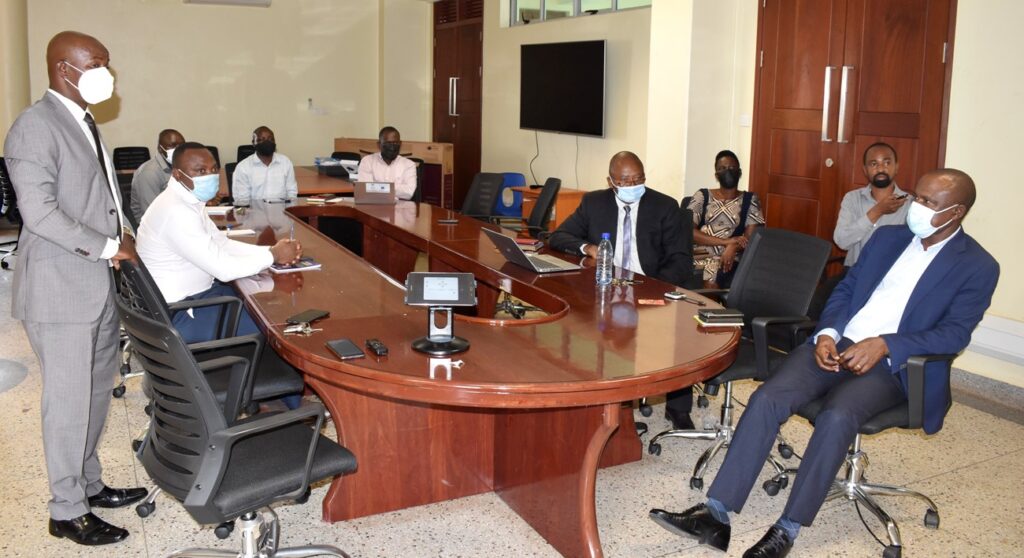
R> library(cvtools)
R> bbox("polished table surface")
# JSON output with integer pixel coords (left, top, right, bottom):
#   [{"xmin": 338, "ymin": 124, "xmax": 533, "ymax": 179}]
[{"xmin": 231, "ymin": 199, "xmax": 739, "ymax": 557}]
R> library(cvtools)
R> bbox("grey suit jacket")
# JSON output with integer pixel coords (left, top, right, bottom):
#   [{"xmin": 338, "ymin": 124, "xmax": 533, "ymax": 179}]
[{"xmin": 3, "ymin": 92, "xmax": 125, "ymax": 323}]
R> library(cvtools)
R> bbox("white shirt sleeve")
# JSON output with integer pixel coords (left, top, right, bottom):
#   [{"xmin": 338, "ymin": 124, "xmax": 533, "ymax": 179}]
[
  {"xmin": 100, "ymin": 237, "xmax": 120, "ymax": 260},
  {"xmin": 396, "ymin": 160, "xmax": 417, "ymax": 200},
  {"xmin": 285, "ymin": 161, "xmax": 298, "ymax": 199},
  {"xmin": 814, "ymin": 328, "xmax": 841, "ymax": 344},
  {"xmin": 233, "ymin": 161, "xmax": 252, "ymax": 205},
  {"xmin": 163, "ymin": 207, "xmax": 274, "ymax": 282}
]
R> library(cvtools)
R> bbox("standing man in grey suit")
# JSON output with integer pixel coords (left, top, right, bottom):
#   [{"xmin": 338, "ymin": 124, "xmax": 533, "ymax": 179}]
[{"xmin": 3, "ymin": 31, "xmax": 147, "ymax": 546}]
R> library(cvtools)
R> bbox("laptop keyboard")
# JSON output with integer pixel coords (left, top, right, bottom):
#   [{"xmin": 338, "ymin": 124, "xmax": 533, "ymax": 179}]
[{"xmin": 529, "ymin": 254, "xmax": 574, "ymax": 271}]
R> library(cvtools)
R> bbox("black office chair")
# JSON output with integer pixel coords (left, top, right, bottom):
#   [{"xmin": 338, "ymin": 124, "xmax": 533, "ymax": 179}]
[
  {"xmin": 237, "ymin": 144, "xmax": 256, "ymax": 162},
  {"xmin": 647, "ymin": 228, "xmax": 832, "ymax": 491},
  {"xmin": 460, "ymin": 172, "xmax": 505, "ymax": 221},
  {"xmin": 115, "ymin": 262, "xmax": 356, "ymax": 558},
  {"xmin": 408, "ymin": 157, "xmax": 425, "ymax": 203},
  {"xmin": 0, "ymin": 157, "xmax": 21, "ymax": 270},
  {"xmin": 763, "ymin": 355, "xmax": 954, "ymax": 558},
  {"xmin": 224, "ymin": 162, "xmax": 238, "ymax": 205},
  {"xmin": 330, "ymin": 151, "xmax": 361, "ymax": 162},
  {"xmin": 495, "ymin": 177, "xmax": 561, "ymax": 239},
  {"xmin": 113, "ymin": 146, "xmax": 150, "ymax": 203},
  {"xmin": 207, "ymin": 145, "xmax": 221, "ymax": 167}
]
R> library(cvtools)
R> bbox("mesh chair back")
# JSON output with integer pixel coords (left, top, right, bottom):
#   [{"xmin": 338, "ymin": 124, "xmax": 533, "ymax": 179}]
[
  {"xmin": 112, "ymin": 147, "xmax": 151, "ymax": 171},
  {"xmin": 408, "ymin": 157, "xmax": 425, "ymax": 203},
  {"xmin": 114, "ymin": 262, "xmax": 232, "ymax": 501},
  {"xmin": 460, "ymin": 172, "xmax": 504, "ymax": 218},
  {"xmin": 527, "ymin": 177, "xmax": 561, "ymax": 234},
  {"xmin": 114, "ymin": 258, "xmax": 174, "ymax": 324},
  {"xmin": 0, "ymin": 157, "xmax": 19, "ymax": 223},
  {"xmin": 725, "ymin": 227, "xmax": 831, "ymax": 323},
  {"xmin": 331, "ymin": 151, "xmax": 362, "ymax": 162},
  {"xmin": 237, "ymin": 144, "xmax": 256, "ymax": 162}
]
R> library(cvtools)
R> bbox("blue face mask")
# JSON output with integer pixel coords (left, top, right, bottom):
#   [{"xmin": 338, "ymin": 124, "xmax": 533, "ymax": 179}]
[
  {"xmin": 614, "ymin": 183, "xmax": 646, "ymax": 204},
  {"xmin": 180, "ymin": 171, "xmax": 220, "ymax": 202}
]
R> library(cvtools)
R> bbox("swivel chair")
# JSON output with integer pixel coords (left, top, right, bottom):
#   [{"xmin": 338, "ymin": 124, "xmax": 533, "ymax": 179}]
[
  {"xmin": 763, "ymin": 354, "xmax": 954, "ymax": 558},
  {"xmin": 112, "ymin": 146, "xmax": 150, "ymax": 202},
  {"xmin": 495, "ymin": 177, "xmax": 561, "ymax": 239},
  {"xmin": 0, "ymin": 157, "xmax": 20, "ymax": 270},
  {"xmin": 459, "ymin": 172, "xmax": 504, "ymax": 221},
  {"xmin": 237, "ymin": 144, "xmax": 256, "ymax": 162},
  {"xmin": 115, "ymin": 260, "xmax": 356, "ymax": 558},
  {"xmin": 647, "ymin": 228, "xmax": 831, "ymax": 490}
]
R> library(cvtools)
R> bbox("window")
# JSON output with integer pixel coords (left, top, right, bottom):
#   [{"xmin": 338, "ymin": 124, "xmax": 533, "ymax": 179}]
[{"xmin": 509, "ymin": 0, "xmax": 650, "ymax": 26}]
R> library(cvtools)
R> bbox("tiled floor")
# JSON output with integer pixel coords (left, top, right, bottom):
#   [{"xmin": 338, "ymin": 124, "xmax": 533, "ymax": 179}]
[{"xmin": 0, "ymin": 228, "xmax": 1022, "ymax": 557}]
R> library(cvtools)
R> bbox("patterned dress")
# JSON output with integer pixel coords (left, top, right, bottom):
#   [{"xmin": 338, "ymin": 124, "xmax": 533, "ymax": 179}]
[{"xmin": 687, "ymin": 189, "xmax": 765, "ymax": 282}]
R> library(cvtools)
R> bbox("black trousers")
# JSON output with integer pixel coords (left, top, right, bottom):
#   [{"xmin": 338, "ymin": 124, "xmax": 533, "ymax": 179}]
[{"xmin": 706, "ymin": 338, "xmax": 905, "ymax": 525}]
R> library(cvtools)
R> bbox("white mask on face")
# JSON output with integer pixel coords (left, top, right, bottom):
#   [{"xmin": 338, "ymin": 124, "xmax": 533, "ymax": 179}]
[
  {"xmin": 906, "ymin": 200, "xmax": 959, "ymax": 239},
  {"xmin": 162, "ymin": 147, "xmax": 176, "ymax": 164},
  {"xmin": 62, "ymin": 62, "xmax": 115, "ymax": 105}
]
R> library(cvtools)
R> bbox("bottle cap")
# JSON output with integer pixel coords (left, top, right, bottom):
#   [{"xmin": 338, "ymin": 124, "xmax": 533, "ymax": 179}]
[{"xmin": 601, "ymin": 232, "xmax": 610, "ymax": 239}]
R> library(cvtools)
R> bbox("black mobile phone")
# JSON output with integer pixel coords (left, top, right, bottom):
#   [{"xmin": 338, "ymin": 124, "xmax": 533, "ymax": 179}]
[
  {"xmin": 437, "ymin": 218, "xmax": 459, "ymax": 225},
  {"xmin": 326, "ymin": 338, "xmax": 365, "ymax": 360},
  {"xmin": 286, "ymin": 308, "xmax": 330, "ymax": 325}
]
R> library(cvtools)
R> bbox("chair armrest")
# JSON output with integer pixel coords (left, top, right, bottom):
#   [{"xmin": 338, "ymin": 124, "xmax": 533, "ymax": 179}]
[
  {"xmin": 905, "ymin": 353, "xmax": 958, "ymax": 430},
  {"xmin": 189, "ymin": 334, "xmax": 264, "ymax": 415},
  {"xmin": 692, "ymin": 288, "xmax": 728, "ymax": 303},
  {"xmin": 196, "ymin": 355, "xmax": 253, "ymax": 423},
  {"xmin": 750, "ymin": 316, "xmax": 810, "ymax": 379},
  {"xmin": 168, "ymin": 295, "xmax": 243, "ymax": 338},
  {"xmin": 186, "ymin": 403, "xmax": 328, "ymax": 514}
]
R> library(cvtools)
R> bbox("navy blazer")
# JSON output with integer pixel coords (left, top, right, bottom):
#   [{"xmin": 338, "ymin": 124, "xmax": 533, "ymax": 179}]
[
  {"xmin": 548, "ymin": 188, "xmax": 695, "ymax": 288},
  {"xmin": 816, "ymin": 225, "xmax": 999, "ymax": 434}
]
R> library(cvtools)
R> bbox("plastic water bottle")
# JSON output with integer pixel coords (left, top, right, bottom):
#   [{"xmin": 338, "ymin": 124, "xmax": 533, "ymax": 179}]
[{"xmin": 596, "ymin": 232, "xmax": 613, "ymax": 286}]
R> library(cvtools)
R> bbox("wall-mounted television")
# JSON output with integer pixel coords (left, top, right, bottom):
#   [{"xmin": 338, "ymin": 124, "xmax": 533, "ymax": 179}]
[{"xmin": 520, "ymin": 40, "xmax": 606, "ymax": 137}]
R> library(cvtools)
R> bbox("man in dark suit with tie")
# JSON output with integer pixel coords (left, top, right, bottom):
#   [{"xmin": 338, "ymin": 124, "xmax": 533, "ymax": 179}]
[
  {"xmin": 649, "ymin": 169, "xmax": 999, "ymax": 558},
  {"xmin": 549, "ymin": 151, "xmax": 699, "ymax": 428},
  {"xmin": 4, "ymin": 31, "xmax": 147, "ymax": 546}
]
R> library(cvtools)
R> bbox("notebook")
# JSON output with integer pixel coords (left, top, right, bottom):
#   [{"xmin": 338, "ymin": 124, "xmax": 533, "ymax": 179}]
[
  {"xmin": 482, "ymin": 228, "xmax": 581, "ymax": 274},
  {"xmin": 269, "ymin": 257, "xmax": 322, "ymax": 274}
]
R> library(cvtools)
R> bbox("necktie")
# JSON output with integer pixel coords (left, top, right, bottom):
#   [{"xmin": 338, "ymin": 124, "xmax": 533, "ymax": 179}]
[
  {"xmin": 622, "ymin": 204, "xmax": 633, "ymax": 270},
  {"xmin": 83, "ymin": 113, "xmax": 111, "ymax": 187}
]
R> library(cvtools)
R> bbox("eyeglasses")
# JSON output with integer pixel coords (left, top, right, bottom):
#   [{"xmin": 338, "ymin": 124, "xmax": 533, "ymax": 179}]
[{"xmin": 609, "ymin": 174, "xmax": 645, "ymax": 187}]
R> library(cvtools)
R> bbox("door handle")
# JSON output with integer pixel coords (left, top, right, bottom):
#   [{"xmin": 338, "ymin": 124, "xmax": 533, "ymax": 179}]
[
  {"xmin": 821, "ymin": 66, "xmax": 835, "ymax": 142},
  {"xmin": 838, "ymin": 65, "xmax": 853, "ymax": 143},
  {"xmin": 448, "ymin": 77, "xmax": 455, "ymax": 116},
  {"xmin": 452, "ymin": 77, "xmax": 460, "ymax": 117}
]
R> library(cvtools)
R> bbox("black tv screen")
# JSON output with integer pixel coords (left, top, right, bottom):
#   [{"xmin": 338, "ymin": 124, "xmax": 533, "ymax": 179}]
[{"xmin": 520, "ymin": 40, "xmax": 605, "ymax": 137}]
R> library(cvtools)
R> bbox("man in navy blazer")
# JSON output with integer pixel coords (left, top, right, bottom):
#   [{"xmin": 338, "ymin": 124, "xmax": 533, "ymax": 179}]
[
  {"xmin": 549, "ymin": 151, "xmax": 699, "ymax": 428},
  {"xmin": 649, "ymin": 169, "xmax": 999, "ymax": 558}
]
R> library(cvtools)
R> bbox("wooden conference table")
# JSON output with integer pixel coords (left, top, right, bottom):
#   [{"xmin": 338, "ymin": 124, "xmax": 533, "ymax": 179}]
[
  {"xmin": 229, "ymin": 199, "xmax": 739, "ymax": 557},
  {"xmin": 215, "ymin": 165, "xmax": 354, "ymax": 198}
]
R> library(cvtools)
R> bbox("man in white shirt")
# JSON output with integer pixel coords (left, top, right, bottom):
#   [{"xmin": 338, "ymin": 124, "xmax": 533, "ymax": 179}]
[
  {"xmin": 650, "ymin": 169, "xmax": 999, "ymax": 558},
  {"xmin": 232, "ymin": 126, "xmax": 297, "ymax": 205},
  {"xmin": 358, "ymin": 126, "xmax": 418, "ymax": 200},
  {"xmin": 130, "ymin": 128, "xmax": 184, "ymax": 224},
  {"xmin": 137, "ymin": 142, "xmax": 302, "ymax": 343}
]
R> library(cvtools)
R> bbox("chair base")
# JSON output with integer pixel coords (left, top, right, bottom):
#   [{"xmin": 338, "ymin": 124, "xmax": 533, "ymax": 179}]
[
  {"xmin": 766, "ymin": 435, "xmax": 939, "ymax": 555},
  {"xmin": 169, "ymin": 508, "xmax": 350, "ymax": 558}
]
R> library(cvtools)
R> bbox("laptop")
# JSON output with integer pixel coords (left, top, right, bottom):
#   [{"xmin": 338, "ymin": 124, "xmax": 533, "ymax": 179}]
[
  {"xmin": 483, "ymin": 228, "xmax": 581, "ymax": 273},
  {"xmin": 353, "ymin": 181, "xmax": 397, "ymax": 205}
]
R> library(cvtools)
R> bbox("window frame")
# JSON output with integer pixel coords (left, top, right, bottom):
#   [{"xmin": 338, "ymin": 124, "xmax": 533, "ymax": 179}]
[{"xmin": 509, "ymin": 0, "xmax": 650, "ymax": 26}]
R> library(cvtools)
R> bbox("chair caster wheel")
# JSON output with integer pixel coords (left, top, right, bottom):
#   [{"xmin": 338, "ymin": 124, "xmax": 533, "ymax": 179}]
[
  {"xmin": 648, "ymin": 442, "xmax": 662, "ymax": 456},
  {"xmin": 697, "ymin": 395, "xmax": 709, "ymax": 408},
  {"xmin": 136, "ymin": 502, "xmax": 155, "ymax": 518},
  {"xmin": 763, "ymin": 479, "xmax": 783, "ymax": 496},
  {"xmin": 635, "ymin": 422, "xmax": 648, "ymax": 436},
  {"xmin": 214, "ymin": 521, "xmax": 234, "ymax": 539},
  {"xmin": 245, "ymin": 402, "xmax": 260, "ymax": 415},
  {"xmin": 132, "ymin": 439, "xmax": 143, "ymax": 452},
  {"xmin": 924, "ymin": 509, "xmax": 939, "ymax": 529},
  {"xmin": 112, "ymin": 385, "xmax": 126, "ymax": 398},
  {"xmin": 689, "ymin": 477, "xmax": 703, "ymax": 490},
  {"xmin": 144, "ymin": 404, "xmax": 153, "ymax": 416},
  {"xmin": 778, "ymin": 443, "xmax": 794, "ymax": 459},
  {"xmin": 882, "ymin": 544, "xmax": 901, "ymax": 558},
  {"xmin": 639, "ymin": 403, "xmax": 653, "ymax": 417},
  {"xmin": 296, "ymin": 487, "xmax": 312, "ymax": 504}
]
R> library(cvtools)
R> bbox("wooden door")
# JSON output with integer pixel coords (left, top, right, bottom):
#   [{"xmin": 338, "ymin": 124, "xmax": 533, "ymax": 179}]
[{"xmin": 751, "ymin": 0, "xmax": 956, "ymax": 248}]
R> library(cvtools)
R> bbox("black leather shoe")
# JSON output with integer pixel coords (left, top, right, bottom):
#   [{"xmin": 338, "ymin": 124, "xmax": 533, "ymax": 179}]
[
  {"xmin": 665, "ymin": 409, "xmax": 696, "ymax": 430},
  {"xmin": 743, "ymin": 526, "xmax": 794, "ymax": 558},
  {"xmin": 49, "ymin": 512, "xmax": 129, "ymax": 546},
  {"xmin": 87, "ymin": 486, "xmax": 148, "ymax": 509},
  {"xmin": 649, "ymin": 504, "xmax": 730, "ymax": 551}
]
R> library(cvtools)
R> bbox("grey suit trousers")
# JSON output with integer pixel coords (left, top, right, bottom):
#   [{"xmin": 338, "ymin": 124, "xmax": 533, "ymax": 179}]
[{"xmin": 23, "ymin": 292, "xmax": 120, "ymax": 520}]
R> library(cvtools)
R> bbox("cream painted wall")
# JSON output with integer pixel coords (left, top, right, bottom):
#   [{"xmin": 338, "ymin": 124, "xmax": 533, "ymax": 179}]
[
  {"xmin": 0, "ymin": 0, "xmax": 30, "ymax": 138},
  {"xmin": 482, "ymin": 0, "xmax": 651, "ymax": 191},
  {"xmin": 380, "ymin": 0, "xmax": 433, "ymax": 142},
  {"xmin": 21, "ymin": 0, "xmax": 433, "ymax": 166},
  {"xmin": 945, "ymin": 0, "xmax": 1024, "ymax": 385}
]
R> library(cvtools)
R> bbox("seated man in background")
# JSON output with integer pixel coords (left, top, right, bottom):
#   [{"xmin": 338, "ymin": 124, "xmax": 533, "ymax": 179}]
[
  {"xmin": 130, "ymin": 128, "xmax": 184, "ymax": 224},
  {"xmin": 358, "ymin": 125, "xmax": 418, "ymax": 200},
  {"xmin": 233, "ymin": 125, "xmax": 297, "ymax": 205},
  {"xmin": 137, "ymin": 142, "xmax": 302, "ymax": 343},
  {"xmin": 550, "ymin": 151, "xmax": 699, "ymax": 429},
  {"xmin": 688, "ymin": 150, "xmax": 764, "ymax": 289},
  {"xmin": 650, "ymin": 168, "xmax": 998, "ymax": 558},
  {"xmin": 834, "ymin": 142, "xmax": 910, "ymax": 268}
]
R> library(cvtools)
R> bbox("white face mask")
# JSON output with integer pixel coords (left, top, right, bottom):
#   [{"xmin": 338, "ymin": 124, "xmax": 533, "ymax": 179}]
[
  {"xmin": 162, "ymin": 146, "xmax": 176, "ymax": 164},
  {"xmin": 906, "ymin": 200, "xmax": 959, "ymax": 239},
  {"xmin": 62, "ymin": 62, "xmax": 115, "ymax": 105}
]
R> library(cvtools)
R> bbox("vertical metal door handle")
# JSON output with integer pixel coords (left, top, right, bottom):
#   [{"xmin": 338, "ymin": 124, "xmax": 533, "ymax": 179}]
[
  {"xmin": 452, "ymin": 77, "xmax": 460, "ymax": 117},
  {"xmin": 821, "ymin": 66, "xmax": 835, "ymax": 142},
  {"xmin": 448, "ymin": 77, "xmax": 455, "ymax": 116},
  {"xmin": 838, "ymin": 65, "xmax": 853, "ymax": 143}
]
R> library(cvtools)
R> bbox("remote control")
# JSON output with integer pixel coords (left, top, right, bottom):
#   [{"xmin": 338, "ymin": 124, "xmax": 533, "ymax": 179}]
[{"xmin": 365, "ymin": 338, "xmax": 388, "ymax": 357}]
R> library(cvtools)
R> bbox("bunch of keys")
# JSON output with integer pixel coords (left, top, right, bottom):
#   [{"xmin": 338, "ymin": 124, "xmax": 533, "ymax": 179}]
[
  {"xmin": 611, "ymin": 277, "xmax": 643, "ymax": 286},
  {"xmin": 283, "ymin": 322, "xmax": 322, "ymax": 336}
]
